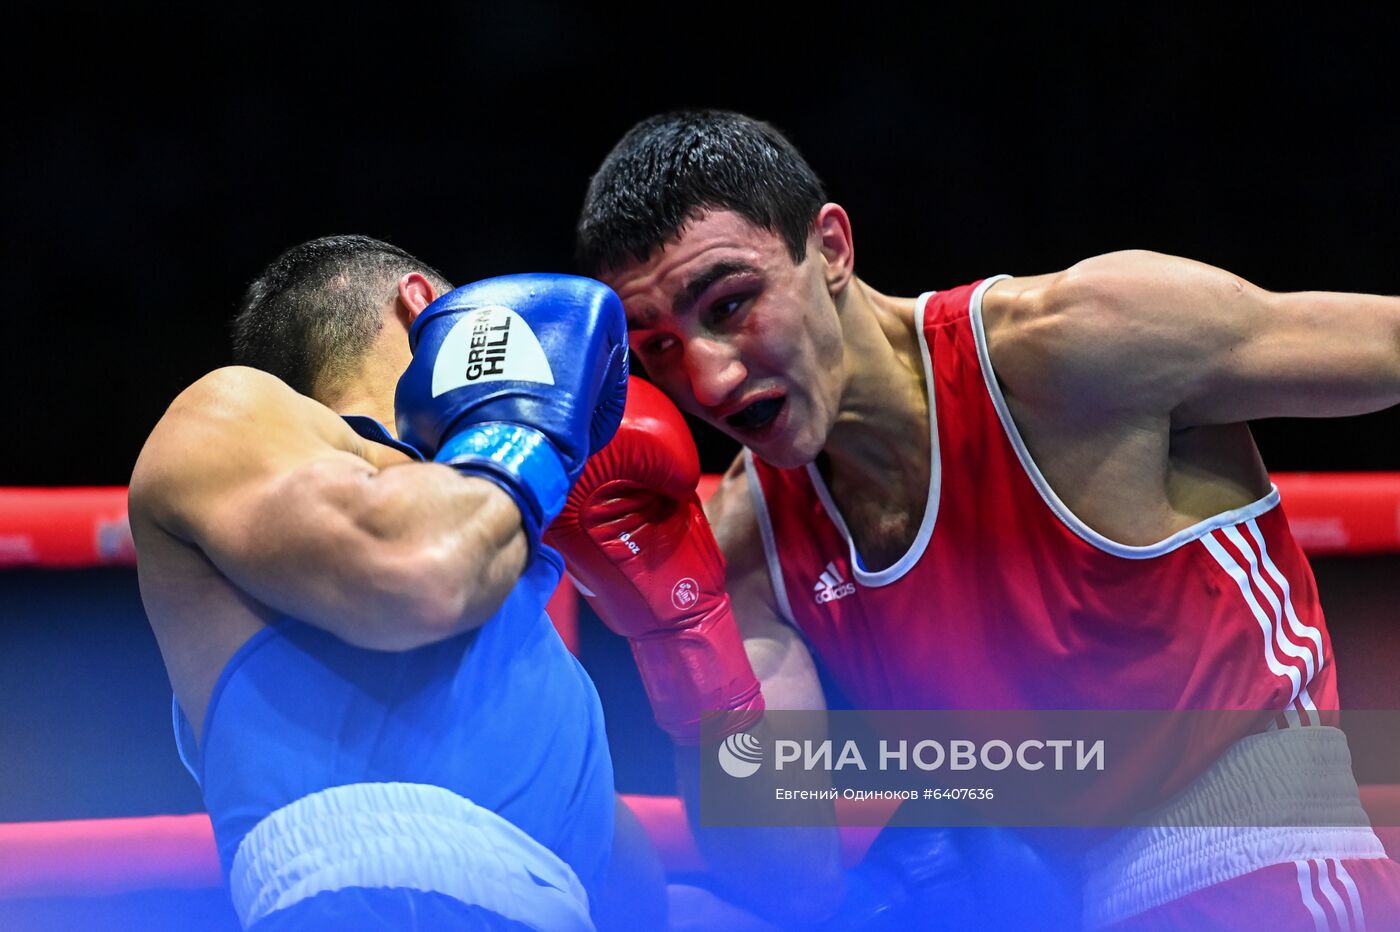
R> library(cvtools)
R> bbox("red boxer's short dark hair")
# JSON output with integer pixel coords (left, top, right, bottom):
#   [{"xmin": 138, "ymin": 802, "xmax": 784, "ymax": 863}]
[{"xmin": 576, "ymin": 110, "xmax": 826, "ymax": 276}]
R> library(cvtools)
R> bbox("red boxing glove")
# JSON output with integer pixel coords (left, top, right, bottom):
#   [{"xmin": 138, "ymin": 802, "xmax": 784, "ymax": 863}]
[{"xmin": 545, "ymin": 377, "xmax": 764, "ymax": 744}]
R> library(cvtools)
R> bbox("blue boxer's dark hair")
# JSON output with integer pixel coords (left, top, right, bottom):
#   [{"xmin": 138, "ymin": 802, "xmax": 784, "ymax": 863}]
[
  {"xmin": 233, "ymin": 234, "xmax": 451, "ymax": 397},
  {"xmin": 576, "ymin": 110, "xmax": 827, "ymax": 276}
]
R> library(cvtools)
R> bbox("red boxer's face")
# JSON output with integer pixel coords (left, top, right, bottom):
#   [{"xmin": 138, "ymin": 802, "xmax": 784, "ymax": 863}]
[{"xmin": 605, "ymin": 209, "xmax": 846, "ymax": 469}]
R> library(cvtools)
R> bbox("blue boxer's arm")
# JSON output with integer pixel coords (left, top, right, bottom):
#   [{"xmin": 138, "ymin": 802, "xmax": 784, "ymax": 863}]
[
  {"xmin": 395, "ymin": 273, "xmax": 629, "ymax": 555},
  {"xmin": 130, "ymin": 366, "xmax": 530, "ymax": 651}
]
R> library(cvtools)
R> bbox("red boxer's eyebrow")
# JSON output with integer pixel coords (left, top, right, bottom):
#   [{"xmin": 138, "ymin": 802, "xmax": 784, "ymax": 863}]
[{"xmin": 674, "ymin": 260, "xmax": 759, "ymax": 317}]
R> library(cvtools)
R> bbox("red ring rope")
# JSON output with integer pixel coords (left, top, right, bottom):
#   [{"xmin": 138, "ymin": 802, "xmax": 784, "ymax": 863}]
[
  {"xmin": 1, "ymin": 475, "xmax": 1396, "ymax": 897},
  {"xmin": 3, "ymin": 474, "xmax": 1397, "ymax": 571},
  {"xmin": 0, "ymin": 796, "xmax": 897, "ymax": 897}
]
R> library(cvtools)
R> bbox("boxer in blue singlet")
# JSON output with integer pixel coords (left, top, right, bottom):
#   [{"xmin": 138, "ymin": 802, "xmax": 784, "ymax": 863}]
[{"xmin": 130, "ymin": 236, "xmax": 649, "ymax": 930}]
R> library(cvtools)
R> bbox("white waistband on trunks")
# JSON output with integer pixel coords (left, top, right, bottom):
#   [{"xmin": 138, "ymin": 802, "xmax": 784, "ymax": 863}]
[
  {"xmin": 229, "ymin": 782, "xmax": 593, "ymax": 931},
  {"xmin": 1082, "ymin": 726, "xmax": 1386, "ymax": 929}
]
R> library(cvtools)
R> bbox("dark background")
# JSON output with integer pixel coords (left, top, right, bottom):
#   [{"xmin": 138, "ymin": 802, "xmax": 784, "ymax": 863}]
[
  {"xmin": 3, "ymin": 0, "xmax": 1399, "ymax": 850},
  {"xmin": 3, "ymin": 4, "xmax": 1398, "ymax": 485}
]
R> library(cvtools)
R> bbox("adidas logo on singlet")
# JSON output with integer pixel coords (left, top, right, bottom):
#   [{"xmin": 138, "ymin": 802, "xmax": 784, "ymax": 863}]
[{"xmin": 813, "ymin": 561, "xmax": 856, "ymax": 605}]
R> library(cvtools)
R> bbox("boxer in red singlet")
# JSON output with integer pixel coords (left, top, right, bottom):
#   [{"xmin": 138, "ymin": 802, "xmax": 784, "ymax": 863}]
[{"xmin": 567, "ymin": 111, "xmax": 1400, "ymax": 930}]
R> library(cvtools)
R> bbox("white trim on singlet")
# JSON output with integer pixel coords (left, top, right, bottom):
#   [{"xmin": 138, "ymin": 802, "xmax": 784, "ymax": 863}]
[
  {"xmin": 799, "ymin": 290, "xmax": 945, "ymax": 587},
  {"xmin": 968, "ymin": 275, "xmax": 1282, "ymax": 559},
  {"xmin": 744, "ymin": 449, "xmax": 799, "ymax": 629}
]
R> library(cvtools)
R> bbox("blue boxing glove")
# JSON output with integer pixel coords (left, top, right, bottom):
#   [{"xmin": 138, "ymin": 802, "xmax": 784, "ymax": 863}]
[
  {"xmin": 818, "ymin": 827, "xmax": 976, "ymax": 931},
  {"xmin": 819, "ymin": 826, "xmax": 1079, "ymax": 931},
  {"xmin": 395, "ymin": 274, "xmax": 629, "ymax": 553}
]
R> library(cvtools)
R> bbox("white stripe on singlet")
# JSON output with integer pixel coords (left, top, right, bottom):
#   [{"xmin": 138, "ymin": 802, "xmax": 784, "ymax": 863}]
[
  {"xmin": 1318, "ymin": 859, "xmax": 1354, "ymax": 931},
  {"xmin": 1200, "ymin": 530, "xmax": 1306, "ymax": 708},
  {"xmin": 1297, "ymin": 860, "xmax": 1333, "ymax": 932},
  {"xmin": 1334, "ymin": 859, "xmax": 1367, "ymax": 932},
  {"xmin": 1222, "ymin": 523, "xmax": 1322, "ymax": 716}
]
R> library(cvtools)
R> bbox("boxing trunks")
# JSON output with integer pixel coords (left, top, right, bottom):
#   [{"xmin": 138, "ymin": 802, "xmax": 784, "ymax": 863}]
[
  {"xmin": 745, "ymin": 278, "xmax": 1400, "ymax": 929},
  {"xmin": 173, "ymin": 417, "xmax": 614, "ymax": 931}
]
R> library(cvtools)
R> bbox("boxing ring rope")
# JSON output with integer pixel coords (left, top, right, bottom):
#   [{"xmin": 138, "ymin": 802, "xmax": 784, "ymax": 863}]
[
  {"xmin": 1, "ymin": 474, "xmax": 1397, "ymax": 899},
  {"xmin": 5, "ymin": 473, "xmax": 1397, "ymax": 571}
]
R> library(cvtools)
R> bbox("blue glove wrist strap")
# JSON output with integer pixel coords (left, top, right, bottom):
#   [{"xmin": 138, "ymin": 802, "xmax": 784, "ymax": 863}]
[{"xmin": 435, "ymin": 423, "xmax": 570, "ymax": 544}]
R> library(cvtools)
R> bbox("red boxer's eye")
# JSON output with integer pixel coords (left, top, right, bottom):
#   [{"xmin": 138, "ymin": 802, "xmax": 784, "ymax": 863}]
[
  {"xmin": 638, "ymin": 334, "xmax": 676, "ymax": 357},
  {"xmin": 707, "ymin": 293, "xmax": 751, "ymax": 326}
]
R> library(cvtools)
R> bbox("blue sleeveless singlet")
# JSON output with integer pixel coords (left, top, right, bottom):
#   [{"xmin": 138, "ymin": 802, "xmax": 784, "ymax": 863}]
[{"xmin": 172, "ymin": 417, "xmax": 614, "ymax": 928}]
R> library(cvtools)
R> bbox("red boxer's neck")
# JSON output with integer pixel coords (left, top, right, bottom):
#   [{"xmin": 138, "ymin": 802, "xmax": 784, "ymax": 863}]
[{"xmin": 816, "ymin": 282, "xmax": 932, "ymax": 567}]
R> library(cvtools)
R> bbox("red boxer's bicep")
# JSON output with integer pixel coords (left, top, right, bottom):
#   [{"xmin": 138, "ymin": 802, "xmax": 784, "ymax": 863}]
[{"xmin": 985, "ymin": 250, "xmax": 1400, "ymax": 427}]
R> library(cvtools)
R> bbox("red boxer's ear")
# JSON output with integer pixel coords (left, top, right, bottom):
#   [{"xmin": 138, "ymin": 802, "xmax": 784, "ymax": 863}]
[{"xmin": 815, "ymin": 202, "xmax": 855, "ymax": 295}]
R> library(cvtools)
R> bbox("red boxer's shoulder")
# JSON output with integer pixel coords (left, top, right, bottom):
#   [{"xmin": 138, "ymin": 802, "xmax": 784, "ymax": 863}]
[{"xmin": 705, "ymin": 452, "xmax": 779, "ymax": 624}]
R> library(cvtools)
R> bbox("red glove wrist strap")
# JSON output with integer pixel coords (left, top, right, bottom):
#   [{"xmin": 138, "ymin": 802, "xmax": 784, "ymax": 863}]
[{"xmin": 599, "ymin": 595, "xmax": 765, "ymax": 744}]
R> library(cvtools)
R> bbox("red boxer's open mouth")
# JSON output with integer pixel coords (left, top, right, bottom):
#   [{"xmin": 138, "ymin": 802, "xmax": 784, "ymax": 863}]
[{"xmin": 726, "ymin": 397, "xmax": 784, "ymax": 432}]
